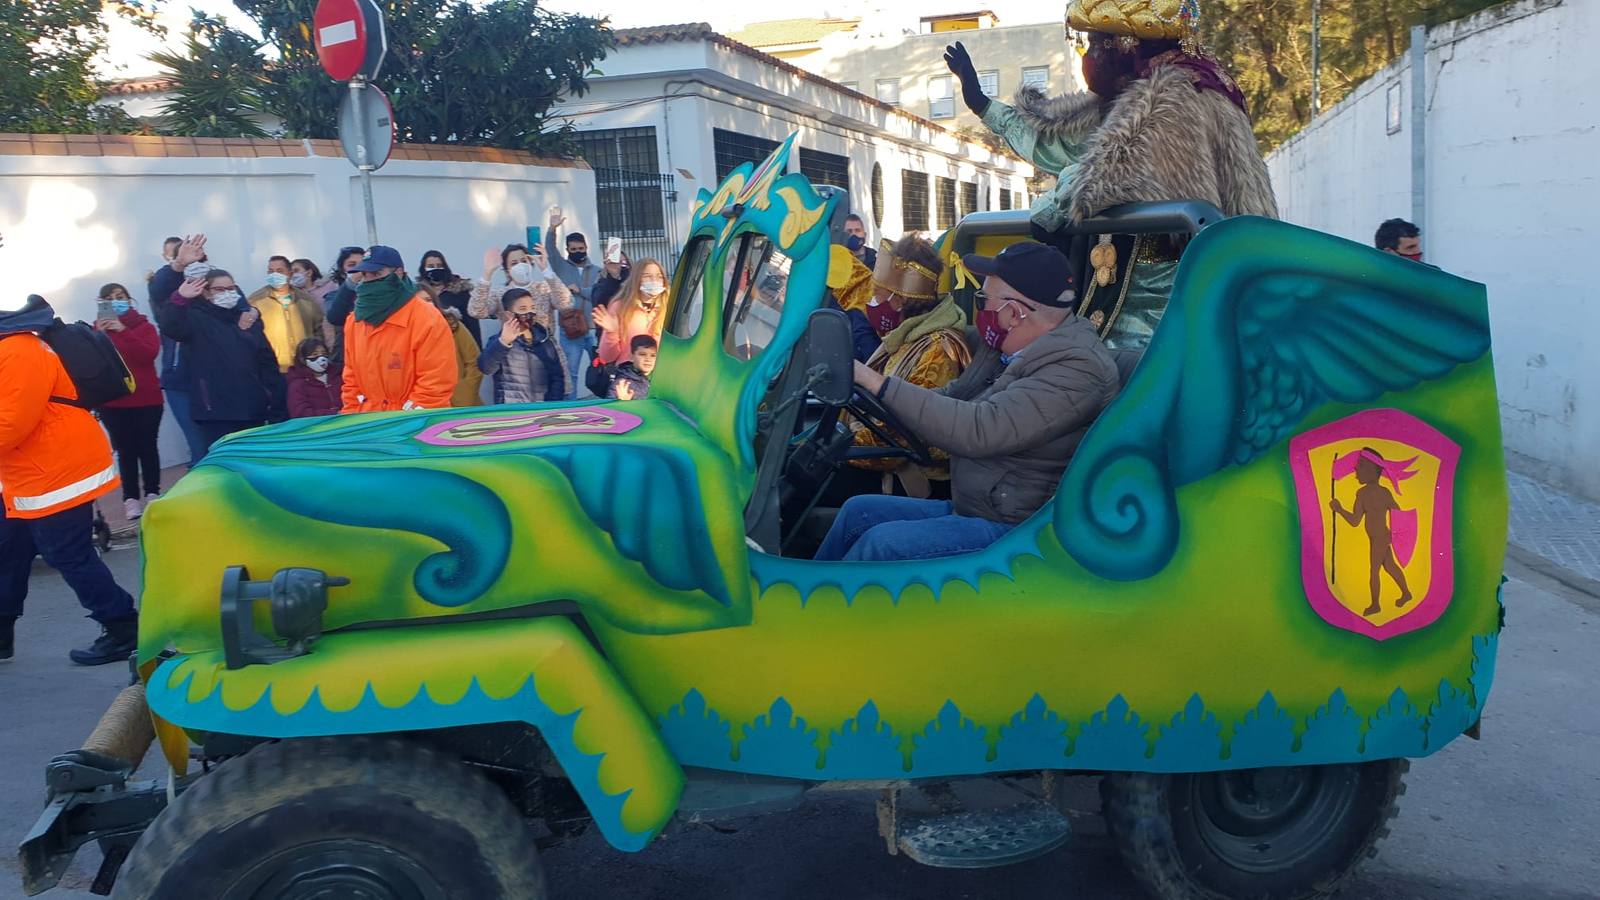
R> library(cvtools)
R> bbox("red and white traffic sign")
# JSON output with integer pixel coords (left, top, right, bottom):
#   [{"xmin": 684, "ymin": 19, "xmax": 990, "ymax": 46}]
[{"xmin": 313, "ymin": 0, "xmax": 385, "ymax": 82}]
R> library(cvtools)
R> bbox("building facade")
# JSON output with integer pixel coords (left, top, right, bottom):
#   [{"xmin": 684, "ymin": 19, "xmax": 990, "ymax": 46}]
[
  {"xmin": 729, "ymin": 10, "xmax": 1084, "ymax": 134},
  {"xmin": 550, "ymin": 23, "xmax": 1035, "ymax": 269}
]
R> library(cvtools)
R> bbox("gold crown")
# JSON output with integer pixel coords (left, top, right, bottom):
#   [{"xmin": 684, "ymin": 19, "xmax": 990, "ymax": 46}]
[
  {"xmin": 1066, "ymin": 0, "xmax": 1199, "ymax": 41},
  {"xmin": 871, "ymin": 239, "xmax": 940, "ymax": 302}
]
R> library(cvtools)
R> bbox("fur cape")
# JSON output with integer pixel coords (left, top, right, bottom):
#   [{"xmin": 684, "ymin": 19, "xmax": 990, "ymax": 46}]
[{"xmin": 1011, "ymin": 64, "xmax": 1279, "ymax": 223}]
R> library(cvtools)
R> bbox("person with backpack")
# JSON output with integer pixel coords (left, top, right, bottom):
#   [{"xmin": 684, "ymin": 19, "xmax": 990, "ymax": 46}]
[
  {"xmin": 95, "ymin": 283, "xmax": 164, "ymax": 520},
  {"xmin": 159, "ymin": 270, "xmax": 286, "ymax": 451},
  {"xmin": 0, "ymin": 294, "xmax": 141, "ymax": 666}
]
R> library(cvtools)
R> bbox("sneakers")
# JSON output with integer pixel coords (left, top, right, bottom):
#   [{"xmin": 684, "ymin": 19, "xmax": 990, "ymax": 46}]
[
  {"xmin": 68, "ymin": 616, "xmax": 138, "ymax": 667},
  {"xmin": 123, "ymin": 497, "xmax": 143, "ymax": 520},
  {"xmin": 0, "ymin": 617, "xmax": 14, "ymax": 662}
]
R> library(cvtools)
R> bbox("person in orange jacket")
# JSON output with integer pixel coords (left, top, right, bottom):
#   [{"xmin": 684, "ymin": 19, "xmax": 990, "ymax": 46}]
[
  {"xmin": 340, "ymin": 245, "xmax": 458, "ymax": 414},
  {"xmin": 0, "ymin": 294, "xmax": 139, "ymax": 666}
]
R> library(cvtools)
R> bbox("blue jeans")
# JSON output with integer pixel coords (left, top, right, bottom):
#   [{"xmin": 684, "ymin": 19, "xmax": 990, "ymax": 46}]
[
  {"xmin": 163, "ymin": 388, "xmax": 207, "ymax": 465},
  {"xmin": 813, "ymin": 496, "xmax": 1014, "ymax": 562},
  {"xmin": 0, "ymin": 499, "xmax": 137, "ymax": 623},
  {"xmin": 560, "ymin": 334, "xmax": 596, "ymax": 400}
]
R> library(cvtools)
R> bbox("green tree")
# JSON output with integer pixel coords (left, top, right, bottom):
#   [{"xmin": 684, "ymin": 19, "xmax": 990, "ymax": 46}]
[
  {"xmin": 149, "ymin": 16, "xmax": 271, "ymax": 138},
  {"xmin": 1202, "ymin": 0, "xmax": 1505, "ymax": 151},
  {"xmin": 225, "ymin": 0, "xmax": 614, "ymax": 154},
  {"xmin": 0, "ymin": 0, "xmax": 158, "ymax": 133}
]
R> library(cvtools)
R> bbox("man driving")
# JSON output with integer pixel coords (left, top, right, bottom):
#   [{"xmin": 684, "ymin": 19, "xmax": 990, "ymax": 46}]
[{"xmin": 814, "ymin": 242, "xmax": 1119, "ymax": 562}]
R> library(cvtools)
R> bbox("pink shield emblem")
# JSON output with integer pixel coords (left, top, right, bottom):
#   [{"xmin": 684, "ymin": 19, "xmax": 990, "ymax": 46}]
[{"xmin": 1288, "ymin": 408, "xmax": 1461, "ymax": 641}]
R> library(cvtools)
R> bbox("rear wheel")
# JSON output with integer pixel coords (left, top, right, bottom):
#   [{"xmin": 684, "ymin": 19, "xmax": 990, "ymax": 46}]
[
  {"xmin": 114, "ymin": 735, "xmax": 546, "ymax": 899},
  {"xmin": 1102, "ymin": 760, "xmax": 1406, "ymax": 900}
]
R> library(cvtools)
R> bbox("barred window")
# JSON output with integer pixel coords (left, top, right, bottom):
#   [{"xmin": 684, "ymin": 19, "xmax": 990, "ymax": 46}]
[
  {"xmin": 571, "ymin": 127, "xmax": 659, "ymax": 173},
  {"xmin": 960, "ymin": 181, "xmax": 978, "ymax": 217},
  {"xmin": 713, "ymin": 129, "xmax": 781, "ymax": 181},
  {"xmin": 901, "ymin": 170, "xmax": 930, "ymax": 231},
  {"xmin": 871, "ymin": 163, "xmax": 884, "ymax": 228},
  {"xmin": 798, "ymin": 148, "xmax": 850, "ymax": 190},
  {"xmin": 999, "ymin": 187, "xmax": 1013, "ymax": 210},
  {"xmin": 936, "ymin": 176, "xmax": 956, "ymax": 229},
  {"xmin": 1013, "ymin": 190, "xmax": 1023, "ymax": 210}
]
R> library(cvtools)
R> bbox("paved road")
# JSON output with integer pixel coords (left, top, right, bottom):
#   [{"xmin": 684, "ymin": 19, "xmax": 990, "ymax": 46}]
[{"xmin": 2, "ymin": 550, "xmax": 1596, "ymax": 899}]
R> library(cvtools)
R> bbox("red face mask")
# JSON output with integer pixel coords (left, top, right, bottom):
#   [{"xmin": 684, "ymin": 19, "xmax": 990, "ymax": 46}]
[
  {"xmin": 1400, "ymin": 251, "xmax": 1424, "ymax": 262},
  {"xmin": 864, "ymin": 300, "xmax": 903, "ymax": 336},
  {"xmin": 975, "ymin": 307, "xmax": 1009, "ymax": 351}
]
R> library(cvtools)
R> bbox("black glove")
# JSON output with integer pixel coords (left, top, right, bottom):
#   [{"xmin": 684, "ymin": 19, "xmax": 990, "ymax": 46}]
[{"xmin": 943, "ymin": 41, "xmax": 990, "ymax": 116}]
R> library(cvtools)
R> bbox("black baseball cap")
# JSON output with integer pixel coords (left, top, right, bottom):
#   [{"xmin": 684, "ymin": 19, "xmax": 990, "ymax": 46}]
[
  {"xmin": 351, "ymin": 245, "xmax": 405, "ymax": 273},
  {"xmin": 962, "ymin": 241, "xmax": 1078, "ymax": 308}
]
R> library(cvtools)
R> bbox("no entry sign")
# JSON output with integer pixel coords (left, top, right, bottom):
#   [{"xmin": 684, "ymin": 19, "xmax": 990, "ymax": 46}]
[{"xmin": 313, "ymin": 0, "xmax": 386, "ymax": 81}]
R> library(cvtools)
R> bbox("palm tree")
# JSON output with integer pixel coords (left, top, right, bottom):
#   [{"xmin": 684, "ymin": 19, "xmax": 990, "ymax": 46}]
[{"xmin": 148, "ymin": 19, "xmax": 271, "ymax": 139}]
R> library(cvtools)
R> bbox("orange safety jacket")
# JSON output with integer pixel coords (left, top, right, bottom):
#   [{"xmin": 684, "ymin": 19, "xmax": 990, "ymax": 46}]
[
  {"xmin": 0, "ymin": 333, "xmax": 119, "ymax": 519},
  {"xmin": 340, "ymin": 293, "xmax": 458, "ymax": 414}
]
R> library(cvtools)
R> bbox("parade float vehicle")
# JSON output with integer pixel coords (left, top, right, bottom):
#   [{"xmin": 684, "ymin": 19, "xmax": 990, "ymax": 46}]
[{"xmin": 22, "ymin": 135, "xmax": 1506, "ymax": 899}]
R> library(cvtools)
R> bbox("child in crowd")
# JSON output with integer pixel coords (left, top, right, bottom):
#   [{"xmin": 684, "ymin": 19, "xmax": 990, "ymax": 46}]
[
  {"xmin": 610, "ymin": 334, "xmax": 657, "ymax": 401},
  {"xmin": 285, "ymin": 337, "xmax": 341, "ymax": 418},
  {"xmin": 478, "ymin": 288, "xmax": 566, "ymax": 404}
]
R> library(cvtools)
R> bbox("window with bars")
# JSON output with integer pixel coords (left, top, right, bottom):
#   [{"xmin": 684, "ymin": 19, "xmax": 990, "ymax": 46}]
[
  {"xmin": 871, "ymin": 163, "xmax": 884, "ymax": 228},
  {"xmin": 571, "ymin": 127, "xmax": 660, "ymax": 173},
  {"xmin": 928, "ymin": 75, "xmax": 954, "ymax": 119},
  {"xmin": 1021, "ymin": 66, "xmax": 1049, "ymax": 90},
  {"xmin": 876, "ymin": 78, "xmax": 901, "ymax": 106},
  {"xmin": 1013, "ymin": 190, "xmax": 1023, "ymax": 210},
  {"xmin": 936, "ymin": 176, "xmax": 956, "ymax": 229},
  {"xmin": 979, "ymin": 70, "xmax": 999, "ymax": 98},
  {"xmin": 798, "ymin": 148, "xmax": 850, "ymax": 190},
  {"xmin": 713, "ymin": 129, "xmax": 782, "ymax": 181},
  {"xmin": 901, "ymin": 170, "xmax": 929, "ymax": 231},
  {"xmin": 999, "ymin": 187, "xmax": 1013, "ymax": 210},
  {"xmin": 960, "ymin": 181, "xmax": 978, "ymax": 217}
]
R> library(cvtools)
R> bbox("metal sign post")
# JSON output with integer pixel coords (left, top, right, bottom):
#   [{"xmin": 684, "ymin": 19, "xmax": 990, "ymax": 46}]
[
  {"xmin": 315, "ymin": 0, "xmax": 388, "ymax": 245},
  {"xmin": 349, "ymin": 79, "xmax": 379, "ymax": 244}
]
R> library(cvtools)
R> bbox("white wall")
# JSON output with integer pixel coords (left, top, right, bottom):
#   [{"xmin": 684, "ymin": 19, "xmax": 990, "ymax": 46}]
[
  {"xmin": 0, "ymin": 148, "xmax": 596, "ymax": 465},
  {"xmin": 1265, "ymin": 0, "xmax": 1600, "ymax": 501}
]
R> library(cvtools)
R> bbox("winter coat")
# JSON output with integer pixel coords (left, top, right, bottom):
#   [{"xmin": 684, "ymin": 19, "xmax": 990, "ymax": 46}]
[
  {"xmin": 248, "ymin": 286, "xmax": 326, "ymax": 372},
  {"xmin": 341, "ymin": 293, "xmax": 458, "ymax": 414},
  {"xmin": 147, "ymin": 265, "xmax": 187, "ymax": 390},
  {"xmin": 879, "ymin": 315, "xmax": 1118, "ymax": 524},
  {"xmin": 467, "ymin": 274, "xmax": 572, "ymax": 396},
  {"xmin": 157, "ymin": 292, "xmax": 285, "ymax": 424},
  {"xmin": 544, "ymin": 231, "xmax": 601, "ymax": 304},
  {"xmin": 445, "ymin": 312, "xmax": 485, "ymax": 408},
  {"xmin": 0, "ymin": 298, "xmax": 119, "ymax": 518},
  {"xmin": 435, "ymin": 279, "xmax": 480, "ymax": 345},
  {"xmin": 100, "ymin": 307, "xmax": 164, "ymax": 409},
  {"xmin": 595, "ymin": 297, "xmax": 665, "ymax": 367},
  {"xmin": 608, "ymin": 361, "xmax": 651, "ymax": 400},
  {"xmin": 477, "ymin": 324, "xmax": 565, "ymax": 405},
  {"xmin": 285, "ymin": 364, "xmax": 342, "ymax": 418},
  {"xmin": 592, "ymin": 267, "xmax": 629, "ymax": 309}
]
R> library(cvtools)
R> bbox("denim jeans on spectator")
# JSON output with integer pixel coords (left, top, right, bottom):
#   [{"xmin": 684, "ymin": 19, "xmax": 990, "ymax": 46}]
[
  {"xmin": 561, "ymin": 334, "xmax": 596, "ymax": 400},
  {"xmin": 813, "ymin": 495, "xmax": 1014, "ymax": 562},
  {"xmin": 163, "ymin": 388, "xmax": 207, "ymax": 465},
  {"xmin": 0, "ymin": 499, "xmax": 137, "ymax": 623}
]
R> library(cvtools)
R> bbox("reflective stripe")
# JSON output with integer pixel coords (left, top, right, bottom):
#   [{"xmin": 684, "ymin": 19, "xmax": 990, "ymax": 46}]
[{"xmin": 11, "ymin": 463, "xmax": 117, "ymax": 512}]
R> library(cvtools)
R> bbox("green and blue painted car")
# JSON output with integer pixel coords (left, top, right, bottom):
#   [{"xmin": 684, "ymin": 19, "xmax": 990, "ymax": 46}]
[{"xmin": 23, "ymin": 135, "xmax": 1505, "ymax": 900}]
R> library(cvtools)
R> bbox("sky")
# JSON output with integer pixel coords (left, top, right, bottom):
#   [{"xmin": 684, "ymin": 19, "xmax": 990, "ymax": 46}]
[{"xmin": 102, "ymin": 0, "xmax": 1061, "ymax": 79}]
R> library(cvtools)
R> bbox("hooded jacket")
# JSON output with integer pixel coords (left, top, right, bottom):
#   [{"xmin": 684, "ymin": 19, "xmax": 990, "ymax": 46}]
[
  {"xmin": 99, "ymin": 306, "xmax": 163, "ymax": 409},
  {"xmin": 0, "ymin": 297, "xmax": 120, "ymax": 518},
  {"xmin": 478, "ymin": 323, "xmax": 565, "ymax": 405},
  {"xmin": 158, "ymin": 291, "xmax": 285, "ymax": 424},
  {"xmin": 880, "ymin": 315, "xmax": 1118, "ymax": 524}
]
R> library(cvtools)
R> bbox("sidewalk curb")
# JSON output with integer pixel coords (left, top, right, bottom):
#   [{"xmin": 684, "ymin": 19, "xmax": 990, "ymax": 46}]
[{"xmin": 1507, "ymin": 542, "xmax": 1600, "ymax": 604}]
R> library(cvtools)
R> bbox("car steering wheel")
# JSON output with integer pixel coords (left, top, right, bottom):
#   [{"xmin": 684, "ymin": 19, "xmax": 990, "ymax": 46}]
[{"xmin": 807, "ymin": 381, "xmax": 935, "ymax": 469}]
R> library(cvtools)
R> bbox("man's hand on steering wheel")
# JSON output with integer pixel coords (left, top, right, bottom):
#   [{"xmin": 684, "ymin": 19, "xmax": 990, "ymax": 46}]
[{"xmin": 843, "ymin": 361, "xmax": 934, "ymax": 466}]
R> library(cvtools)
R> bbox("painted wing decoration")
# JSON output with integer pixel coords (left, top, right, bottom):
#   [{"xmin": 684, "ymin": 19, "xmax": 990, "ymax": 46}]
[{"xmin": 1056, "ymin": 217, "xmax": 1491, "ymax": 580}]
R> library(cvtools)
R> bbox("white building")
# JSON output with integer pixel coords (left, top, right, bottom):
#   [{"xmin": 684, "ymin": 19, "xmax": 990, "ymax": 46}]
[{"xmin": 550, "ymin": 23, "xmax": 1034, "ymax": 267}]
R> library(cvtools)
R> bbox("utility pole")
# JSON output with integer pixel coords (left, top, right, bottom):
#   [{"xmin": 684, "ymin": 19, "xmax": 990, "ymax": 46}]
[{"xmin": 1311, "ymin": 0, "xmax": 1322, "ymax": 115}]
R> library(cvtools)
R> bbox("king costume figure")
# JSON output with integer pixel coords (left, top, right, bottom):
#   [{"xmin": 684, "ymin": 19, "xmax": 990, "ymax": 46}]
[{"xmin": 944, "ymin": 0, "xmax": 1278, "ymax": 350}]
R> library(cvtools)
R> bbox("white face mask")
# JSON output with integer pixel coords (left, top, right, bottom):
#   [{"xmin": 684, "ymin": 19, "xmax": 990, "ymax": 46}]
[
  {"xmin": 266, "ymin": 272, "xmax": 289, "ymax": 289},
  {"xmin": 640, "ymin": 278, "xmax": 666, "ymax": 297},
  {"xmin": 210, "ymin": 290, "xmax": 240, "ymax": 307},
  {"xmin": 184, "ymin": 262, "xmax": 211, "ymax": 280},
  {"xmin": 305, "ymin": 356, "xmax": 330, "ymax": 373},
  {"xmin": 290, "ymin": 272, "xmax": 309, "ymax": 288},
  {"xmin": 508, "ymin": 262, "xmax": 535, "ymax": 285}
]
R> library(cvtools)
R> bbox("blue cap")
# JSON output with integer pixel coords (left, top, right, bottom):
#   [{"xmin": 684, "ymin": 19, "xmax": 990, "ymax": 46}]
[{"xmin": 351, "ymin": 245, "xmax": 404, "ymax": 273}]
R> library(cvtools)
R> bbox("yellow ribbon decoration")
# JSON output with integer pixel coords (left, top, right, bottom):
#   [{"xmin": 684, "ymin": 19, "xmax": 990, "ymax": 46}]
[{"xmin": 946, "ymin": 250, "xmax": 979, "ymax": 292}]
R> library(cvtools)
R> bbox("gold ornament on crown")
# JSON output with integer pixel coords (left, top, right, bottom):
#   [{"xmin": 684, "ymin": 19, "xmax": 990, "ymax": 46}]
[{"xmin": 1065, "ymin": 0, "xmax": 1202, "ymax": 44}]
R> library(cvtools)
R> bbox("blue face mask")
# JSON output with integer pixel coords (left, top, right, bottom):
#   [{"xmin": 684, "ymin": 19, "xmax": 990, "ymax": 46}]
[{"xmin": 111, "ymin": 300, "xmax": 131, "ymax": 315}]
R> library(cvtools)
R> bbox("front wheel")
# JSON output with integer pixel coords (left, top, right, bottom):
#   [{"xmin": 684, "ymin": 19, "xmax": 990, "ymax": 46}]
[
  {"xmin": 114, "ymin": 735, "xmax": 547, "ymax": 899},
  {"xmin": 1102, "ymin": 760, "xmax": 1406, "ymax": 900}
]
